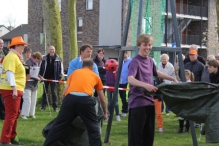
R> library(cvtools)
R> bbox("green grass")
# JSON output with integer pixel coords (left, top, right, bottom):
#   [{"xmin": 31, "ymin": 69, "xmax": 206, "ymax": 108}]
[{"xmin": 0, "ymin": 84, "xmax": 218, "ymax": 146}]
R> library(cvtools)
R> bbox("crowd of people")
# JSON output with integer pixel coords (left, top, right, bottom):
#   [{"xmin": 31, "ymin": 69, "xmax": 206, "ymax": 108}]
[{"xmin": 0, "ymin": 33, "xmax": 219, "ymax": 146}]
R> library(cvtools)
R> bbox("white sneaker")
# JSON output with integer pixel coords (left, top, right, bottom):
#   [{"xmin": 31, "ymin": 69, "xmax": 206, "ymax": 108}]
[
  {"xmin": 121, "ymin": 113, "xmax": 127, "ymax": 117},
  {"xmin": 21, "ymin": 115, "xmax": 28, "ymax": 120},
  {"xmin": 116, "ymin": 115, "xmax": 121, "ymax": 121},
  {"xmin": 158, "ymin": 128, "xmax": 163, "ymax": 133}
]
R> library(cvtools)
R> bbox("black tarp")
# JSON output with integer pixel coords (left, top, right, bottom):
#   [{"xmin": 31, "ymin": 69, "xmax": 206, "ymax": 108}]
[
  {"xmin": 42, "ymin": 97, "xmax": 103, "ymax": 146},
  {"xmin": 157, "ymin": 82, "xmax": 219, "ymax": 143}
]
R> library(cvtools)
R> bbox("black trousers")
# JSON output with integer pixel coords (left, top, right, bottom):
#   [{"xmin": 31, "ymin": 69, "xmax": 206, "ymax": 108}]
[
  {"xmin": 128, "ymin": 106, "xmax": 155, "ymax": 146},
  {"xmin": 119, "ymin": 83, "xmax": 128, "ymax": 113},
  {"xmin": 42, "ymin": 82, "xmax": 58, "ymax": 110},
  {"xmin": 0, "ymin": 94, "xmax": 5, "ymax": 120},
  {"xmin": 43, "ymin": 94, "xmax": 102, "ymax": 146}
]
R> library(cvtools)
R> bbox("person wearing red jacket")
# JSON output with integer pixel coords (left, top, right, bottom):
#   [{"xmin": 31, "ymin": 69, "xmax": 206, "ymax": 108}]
[{"xmin": 106, "ymin": 70, "xmax": 121, "ymax": 121}]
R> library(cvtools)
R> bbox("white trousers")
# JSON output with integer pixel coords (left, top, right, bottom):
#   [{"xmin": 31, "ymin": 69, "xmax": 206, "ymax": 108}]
[{"xmin": 21, "ymin": 89, "xmax": 37, "ymax": 116}]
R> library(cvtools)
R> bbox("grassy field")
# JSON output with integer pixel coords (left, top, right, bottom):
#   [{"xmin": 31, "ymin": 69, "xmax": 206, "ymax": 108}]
[{"xmin": 0, "ymin": 84, "xmax": 218, "ymax": 146}]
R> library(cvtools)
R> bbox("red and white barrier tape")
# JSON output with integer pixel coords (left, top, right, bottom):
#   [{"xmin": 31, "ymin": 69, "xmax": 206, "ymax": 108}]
[{"xmin": 28, "ymin": 79, "xmax": 129, "ymax": 91}]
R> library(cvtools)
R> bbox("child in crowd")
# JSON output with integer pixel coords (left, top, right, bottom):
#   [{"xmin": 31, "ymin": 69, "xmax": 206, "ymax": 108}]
[
  {"xmin": 106, "ymin": 70, "xmax": 121, "ymax": 121},
  {"xmin": 177, "ymin": 69, "xmax": 194, "ymax": 133},
  {"xmin": 207, "ymin": 59, "xmax": 219, "ymax": 84}
]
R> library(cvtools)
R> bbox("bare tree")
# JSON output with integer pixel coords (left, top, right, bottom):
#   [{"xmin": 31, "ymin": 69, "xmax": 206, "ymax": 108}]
[{"xmin": 4, "ymin": 14, "xmax": 17, "ymax": 30}]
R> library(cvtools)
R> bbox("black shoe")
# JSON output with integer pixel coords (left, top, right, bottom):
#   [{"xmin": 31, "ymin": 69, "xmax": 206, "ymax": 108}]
[
  {"xmin": 176, "ymin": 128, "xmax": 183, "ymax": 133},
  {"xmin": 184, "ymin": 129, "xmax": 189, "ymax": 134},
  {"xmin": 10, "ymin": 139, "xmax": 24, "ymax": 145},
  {"xmin": 201, "ymin": 128, "xmax": 205, "ymax": 135},
  {"xmin": 54, "ymin": 108, "xmax": 58, "ymax": 112},
  {"xmin": 41, "ymin": 108, "xmax": 45, "ymax": 112}
]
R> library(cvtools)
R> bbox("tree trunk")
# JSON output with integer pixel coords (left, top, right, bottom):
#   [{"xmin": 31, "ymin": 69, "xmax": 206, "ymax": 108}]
[
  {"xmin": 68, "ymin": 0, "xmax": 78, "ymax": 60},
  {"xmin": 42, "ymin": 0, "xmax": 64, "ymax": 105},
  {"xmin": 42, "ymin": 0, "xmax": 63, "ymax": 61},
  {"xmin": 216, "ymin": 0, "xmax": 219, "ymax": 34}
]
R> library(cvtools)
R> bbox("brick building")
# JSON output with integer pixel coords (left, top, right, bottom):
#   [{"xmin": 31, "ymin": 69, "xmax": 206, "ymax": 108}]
[
  {"xmin": 28, "ymin": 0, "xmax": 128, "ymax": 68},
  {"xmin": 28, "ymin": 0, "xmax": 218, "ymax": 68}
]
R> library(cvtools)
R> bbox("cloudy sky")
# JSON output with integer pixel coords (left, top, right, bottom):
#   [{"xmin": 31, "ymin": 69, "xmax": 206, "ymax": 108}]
[{"xmin": 0, "ymin": 0, "xmax": 28, "ymax": 27}]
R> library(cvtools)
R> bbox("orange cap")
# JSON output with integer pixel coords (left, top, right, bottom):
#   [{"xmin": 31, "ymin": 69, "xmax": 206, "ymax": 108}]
[{"xmin": 189, "ymin": 50, "xmax": 197, "ymax": 55}]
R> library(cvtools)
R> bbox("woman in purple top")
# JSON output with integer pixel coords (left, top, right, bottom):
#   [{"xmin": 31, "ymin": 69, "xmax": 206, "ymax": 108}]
[{"xmin": 127, "ymin": 34, "xmax": 177, "ymax": 146}]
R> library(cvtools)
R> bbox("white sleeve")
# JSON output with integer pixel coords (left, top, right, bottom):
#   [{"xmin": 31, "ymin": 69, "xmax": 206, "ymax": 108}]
[{"xmin": 6, "ymin": 71, "xmax": 16, "ymax": 86}]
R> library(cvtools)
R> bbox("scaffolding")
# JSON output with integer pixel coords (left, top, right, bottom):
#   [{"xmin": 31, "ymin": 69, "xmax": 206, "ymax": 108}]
[{"xmin": 131, "ymin": 0, "xmax": 166, "ymax": 64}]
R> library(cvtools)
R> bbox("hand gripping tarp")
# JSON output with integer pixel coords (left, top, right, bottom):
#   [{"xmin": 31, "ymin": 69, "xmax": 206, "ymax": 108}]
[{"xmin": 157, "ymin": 82, "xmax": 219, "ymax": 143}]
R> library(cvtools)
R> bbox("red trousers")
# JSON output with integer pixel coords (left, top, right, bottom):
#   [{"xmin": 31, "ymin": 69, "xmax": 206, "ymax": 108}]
[
  {"xmin": 0, "ymin": 90, "xmax": 23, "ymax": 143},
  {"xmin": 154, "ymin": 99, "xmax": 163, "ymax": 128}
]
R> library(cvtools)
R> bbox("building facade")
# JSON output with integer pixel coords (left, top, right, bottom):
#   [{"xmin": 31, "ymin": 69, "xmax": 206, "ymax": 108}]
[
  {"xmin": 28, "ymin": 0, "xmax": 128, "ymax": 68},
  {"xmin": 163, "ymin": 0, "xmax": 218, "ymax": 57},
  {"xmin": 28, "ymin": 0, "xmax": 218, "ymax": 68}
]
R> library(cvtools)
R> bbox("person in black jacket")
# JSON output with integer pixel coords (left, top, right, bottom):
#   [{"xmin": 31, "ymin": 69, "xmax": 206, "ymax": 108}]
[
  {"xmin": 0, "ymin": 39, "xmax": 8, "ymax": 120},
  {"xmin": 207, "ymin": 59, "xmax": 219, "ymax": 84},
  {"xmin": 184, "ymin": 49, "xmax": 204, "ymax": 128},
  {"xmin": 39, "ymin": 46, "xmax": 63, "ymax": 112},
  {"xmin": 93, "ymin": 49, "xmax": 106, "ymax": 96},
  {"xmin": 184, "ymin": 45, "xmax": 205, "ymax": 65}
]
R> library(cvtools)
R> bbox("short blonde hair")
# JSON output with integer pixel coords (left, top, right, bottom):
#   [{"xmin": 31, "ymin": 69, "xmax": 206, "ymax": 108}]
[
  {"xmin": 160, "ymin": 54, "xmax": 169, "ymax": 60},
  {"xmin": 136, "ymin": 34, "xmax": 153, "ymax": 46}
]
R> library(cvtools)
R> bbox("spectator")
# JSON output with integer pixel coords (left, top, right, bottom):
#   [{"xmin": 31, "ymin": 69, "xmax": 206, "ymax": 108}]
[
  {"xmin": 106, "ymin": 70, "xmax": 121, "ymax": 121},
  {"xmin": 177, "ymin": 69, "xmax": 194, "ymax": 134},
  {"xmin": 184, "ymin": 49, "xmax": 204, "ymax": 128},
  {"xmin": 39, "ymin": 46, "xmax": 63, "ymax": 112},
  {"xmin": 23, "ymin": 47, "xmax": 32, "ymax": 63},
  {"xmin": 0, "ymin": 39, "xmax": 8, "ymax": 121},
  {"xmin": 0, "ymin": 36, "xmax": 30, "ymax": 145},
  {"xmin": 207, "ymin": 59, "xmax": 219, "ymax": 83},
  {"xmin": 93, "ymin": 48, "xmax": 106, "ymax": 96},
  {"xmin": 119, "ymin": 51, "xmax": 131, "ymax": 117},
  {"xmin": 158, "ymin": 54, "xmax": 176, "ymax": 116},
  {"xmin": 184, "ymin": 45, "xmax": 205, "ymax": 65},
  {"xmin": 67, "ymin": 44, "xmax": 99, "ymax": 76},
  {"xmin": 21, "ymin": 52, "xmax": 43, "ymax": 119},
  {"xmin": 201, "ymin": 55, "xmax": 215, "ymax": 82}
]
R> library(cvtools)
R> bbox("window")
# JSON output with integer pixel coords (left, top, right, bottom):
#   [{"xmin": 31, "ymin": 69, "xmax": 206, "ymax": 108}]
[
  {"xmin": 0, "ymin": 30, "xmax": 2, "ymax": 37},
  {"xmin": 77, "ymin": 17, "xmax": 83, "ymax": 32},
  {"xmin": 86, "ymin": 0, "xmax": 93, "ymax": 10}
]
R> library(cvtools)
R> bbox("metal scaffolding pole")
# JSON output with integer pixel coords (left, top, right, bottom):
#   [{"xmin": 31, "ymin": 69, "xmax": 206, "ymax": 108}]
[{"xmin": 170, "ymin": 0, "xmax": 198, "ymax": 146}]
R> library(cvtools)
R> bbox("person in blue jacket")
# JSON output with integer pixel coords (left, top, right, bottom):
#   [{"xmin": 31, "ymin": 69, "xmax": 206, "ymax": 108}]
[{"xmin": 67, "ymin": 44, "xmax": 99, "ymax": 77}]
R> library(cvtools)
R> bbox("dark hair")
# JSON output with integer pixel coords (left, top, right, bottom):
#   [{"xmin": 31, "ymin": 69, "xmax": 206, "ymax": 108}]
[
  {"xmin": 32, "ymin": 52, "xmax": 43, "ymax": 60},
  {"xmin": 10, "ymin": 46, "xmax": 15, "ymax": 49},
  {"xmin": 136, "ymin": 34, "xmax": 153, "ymax": 46},
  {"xmin": 98, "ymin": 49, "xmax": 104, "ymax": 54},
  {"xmin": 79, "ymin": 44, "xmax": 92, "ymax": 54},
  {"xmin": 207, "ymin": 59, "xmax": 219, "ymax": 68},
  {"xmin": 82, "ymin": 58, "xmax": 94, "ymax": 68},
  {"xmin": 24, "ymin": 47, "xmax": 32, "ymax": 54}
]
